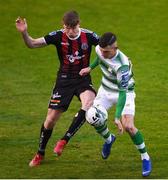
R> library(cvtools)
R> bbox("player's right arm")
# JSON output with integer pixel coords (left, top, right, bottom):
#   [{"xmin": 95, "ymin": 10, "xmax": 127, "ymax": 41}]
[
  {"xmin": 15, "ymin": 17, "xmax": 47, "ymax": 48},
  {"xmin": 79, "ymin": 56, "xmax": 100, "ymax": 76}
]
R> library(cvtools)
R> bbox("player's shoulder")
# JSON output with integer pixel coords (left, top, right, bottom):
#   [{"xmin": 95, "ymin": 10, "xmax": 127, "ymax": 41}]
[
  {"xmin": 44, "ymin": 29, "xmax": 63, "ymax": 44},
  {"xmin": 81, "ymin": 28, "xmax": 99, "ymax": 38},
  {"xmin": 95, "ymin": 45, "xmax": 105, "ymax": 61},
  {"xmin": 116, "ymin": 50, "xmax": 129, "ymax": 66},
  {"xmin": 48, "ymin": 29, "xmax": 63, "ymax": 36},
  {"xmin": 81, "ymin": 28, "xmax": 93, "ymax": 34}
]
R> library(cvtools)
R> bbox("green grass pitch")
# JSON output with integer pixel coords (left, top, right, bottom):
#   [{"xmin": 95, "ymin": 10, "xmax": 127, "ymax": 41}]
[{"xmin": 0, "ymin": 0, "xmax": 168, "ymax": 178}]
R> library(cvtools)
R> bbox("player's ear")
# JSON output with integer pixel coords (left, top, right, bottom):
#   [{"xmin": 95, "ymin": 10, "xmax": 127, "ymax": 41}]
[{"xmin": 76, "ymin": 24, "xmax": 80, "ymax": 29}]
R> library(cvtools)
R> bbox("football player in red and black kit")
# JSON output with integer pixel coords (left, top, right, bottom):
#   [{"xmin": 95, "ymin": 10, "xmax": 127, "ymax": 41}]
[{"xmin": 16, "ymin": 10, "xmax": 99, "ymax": 167}]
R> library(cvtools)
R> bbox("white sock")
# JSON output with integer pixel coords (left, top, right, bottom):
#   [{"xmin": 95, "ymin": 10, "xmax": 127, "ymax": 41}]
[
  {"xmin": 105, "ymin": 134, "xmax": 112, "ymax": 144},
  {"xmin": 141, "ymin": 152, "xmax": 150, "ymax": 160}
]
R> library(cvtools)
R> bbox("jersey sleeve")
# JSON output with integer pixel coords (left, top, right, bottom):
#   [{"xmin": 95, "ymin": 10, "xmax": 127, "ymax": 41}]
[
  {"xmin": 89, "ymin": 56, "xmax": 100, "ymax": 69},
  {"xmin": 89, "ymin": 32, "xmax": 99, "ymax": 46},
  {"xmin": 44, "ymin": 31, "xmax": 59, "ymax": 45},
  {"xmin": 117, "ymin": 65, "xmax": 130, "ymax": 91},
  {"xmin": 115, "ymin": 65, "xmax": 130, "ymax": 119},
  {"xmin": 115, "ymin": 91, "xmax": 126, "ymax": 119}
]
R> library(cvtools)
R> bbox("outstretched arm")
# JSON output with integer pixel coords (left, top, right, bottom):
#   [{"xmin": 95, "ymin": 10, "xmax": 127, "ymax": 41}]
[
  {"xmin": 79, "ymin": 56, "xmax": 100, "ymax": 76},
  {"xmin": 79, "ymin": 67, "xmax": 91, "ymax": 76},
  {"xmin": 15, "ymin": 17, "xmax": 47, "ymax": 48}
]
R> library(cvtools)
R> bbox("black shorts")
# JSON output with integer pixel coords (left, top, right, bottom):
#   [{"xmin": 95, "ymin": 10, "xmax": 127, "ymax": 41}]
[{"xmin": 48, "ymin": 74, "xmax": 96, "ymax": 112}]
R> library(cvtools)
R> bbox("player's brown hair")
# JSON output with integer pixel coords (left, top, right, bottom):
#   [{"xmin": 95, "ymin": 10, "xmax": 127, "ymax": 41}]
[{"xmin": 63, "ymin": 10, "xmax": 80, "ymax": 27}]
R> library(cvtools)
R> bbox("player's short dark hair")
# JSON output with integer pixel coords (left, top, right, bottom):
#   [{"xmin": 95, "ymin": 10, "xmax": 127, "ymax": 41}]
[
  {"xmin": 99, "ymin": 32, "xmax": 117, "ymax": 48},
  {"xmin": 63, "ymin": 10, "xmax": 80, "ymax": 27}
]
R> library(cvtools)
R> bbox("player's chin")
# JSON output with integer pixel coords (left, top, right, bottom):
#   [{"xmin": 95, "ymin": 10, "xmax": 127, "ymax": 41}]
[
  {"xmin": 69, "ymin": 35, "xmax": 75, "ymax": 38},
  {"xmin": 103, "ymin": 55, "xmax": 109, "ymax": 59}
]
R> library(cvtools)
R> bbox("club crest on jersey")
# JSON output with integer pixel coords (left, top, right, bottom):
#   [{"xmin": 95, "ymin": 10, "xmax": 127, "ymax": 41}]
[{"xmin": 81, "ymin": 43, "xmax": 88, "ymax": 50}]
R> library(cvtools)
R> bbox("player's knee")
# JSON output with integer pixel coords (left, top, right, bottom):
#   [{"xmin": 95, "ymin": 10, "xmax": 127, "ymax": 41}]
[
  {"xmin": 124, "ymin": 124, "xmax": 136, "ymax": 134},
  {"xmin": 44, "ymin": 118, "xmax": 55, "ymax": 129},
  {"xmin": 82, "ymin": 99, "xmax": 94, "ymax": 110},
  {"xmin": 44, "ymin": 114, "xmax": 59, "ymax": 128}
]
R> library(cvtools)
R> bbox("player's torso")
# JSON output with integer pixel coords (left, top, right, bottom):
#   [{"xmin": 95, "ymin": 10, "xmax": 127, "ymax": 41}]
[
  {"xmin": 96, "ymin": 46, "xmax": 135, "ymax": 91},
  {"xmin": 55, "ymin": 28, "xmax": 97, "ymax": 75}
]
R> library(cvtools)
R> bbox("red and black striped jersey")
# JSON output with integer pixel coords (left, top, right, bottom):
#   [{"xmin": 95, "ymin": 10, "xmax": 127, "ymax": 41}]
[{"xmin": 44, "ymin": 28, "xmax": 99, "ymax": 76}]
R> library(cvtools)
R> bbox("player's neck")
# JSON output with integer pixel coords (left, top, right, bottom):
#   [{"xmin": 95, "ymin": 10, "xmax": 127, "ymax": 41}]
[
  {"xmin": 66, "ymin": 28, "xmax": 81, "ymax": 40},
  {"xmin": 110, "ymin": 49, "xmax": 119, "ymax": 59}
]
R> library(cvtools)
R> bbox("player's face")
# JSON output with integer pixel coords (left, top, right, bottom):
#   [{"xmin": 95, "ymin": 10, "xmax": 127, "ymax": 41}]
[
  {"xmin": 99, "ymin": 42, "xmax": 118, "ymax": 59},
  {"xmin": 64, "ymin": 24, "xmax": 80, "ymax": 39}
]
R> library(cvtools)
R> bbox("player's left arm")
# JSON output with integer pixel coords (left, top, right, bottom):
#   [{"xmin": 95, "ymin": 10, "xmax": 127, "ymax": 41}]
[
  {"xmin": 114, "ymin": 65, "xmax": 130, "ymax": 134},
  {"xmin": 79, "ymin": 32, "xmax": 99, "ymax": 77},
  {"xmin": 115, "ymin": 65, "xmax": 130, "ymax": 121}
]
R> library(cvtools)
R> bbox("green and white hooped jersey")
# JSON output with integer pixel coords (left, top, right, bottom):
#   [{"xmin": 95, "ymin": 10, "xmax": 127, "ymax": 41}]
[{"xmin": 95, "ymin": 45, "xmax": 135, "ymax": 92}]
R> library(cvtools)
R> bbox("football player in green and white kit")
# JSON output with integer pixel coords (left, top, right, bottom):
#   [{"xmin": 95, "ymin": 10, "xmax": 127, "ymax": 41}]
[{"xmin": 79, "ymin": 32, "xmax": 152, "ymax": 177}]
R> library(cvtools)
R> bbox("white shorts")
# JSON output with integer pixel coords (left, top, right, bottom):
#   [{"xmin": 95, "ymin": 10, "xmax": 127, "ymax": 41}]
[{"xmin": 93, "ymin": 85, "xmax": 136, "ymax": 116}]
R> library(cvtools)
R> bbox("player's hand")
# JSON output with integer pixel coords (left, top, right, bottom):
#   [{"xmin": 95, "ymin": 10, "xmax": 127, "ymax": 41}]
[
  {"xmin": 114, "ymin": 119, "xmax": 124, "ymax": 135},
  {"xmin": 79, "ymin": 67, "xmax": 91, "ymax": 76},
  {"xmin": 15, "ymin": 17, "xmax": 27, "ymax": 33}
]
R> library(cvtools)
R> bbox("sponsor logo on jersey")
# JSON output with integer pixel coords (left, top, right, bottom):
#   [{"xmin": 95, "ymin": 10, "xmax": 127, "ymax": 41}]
[
  {"xmin": 50, "ymin": 99, "xmax": 61, "ymax": 103},
  {"xmin": 50, "ymin": 103, "xmax": 58, "ymax": 106},
  {"xmin": 66, "ymin": 51, "xmax": 85, "ymax": 63},
  {"xmin": 52, "ymin": 92, "xmax": 61, "ymax": 99}
]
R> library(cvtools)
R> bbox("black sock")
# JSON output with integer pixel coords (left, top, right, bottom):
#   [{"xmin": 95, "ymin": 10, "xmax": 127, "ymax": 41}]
[
  {"xmin": 38, "ymin": 124, "xmax": 53, "ymax": 156},
  {"xmin": 62, "ymin": 109, "xmax": 86, "ymax": 142}
]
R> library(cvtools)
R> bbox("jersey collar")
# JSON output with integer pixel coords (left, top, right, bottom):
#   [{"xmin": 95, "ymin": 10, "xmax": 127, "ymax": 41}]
[
  {"xmin": 66, "ymin": 28, "xmax": 81, "ymax": 40},
  {"xmin": 111, "ymin": 49, "xmax": 119, "ymax": 61}
]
